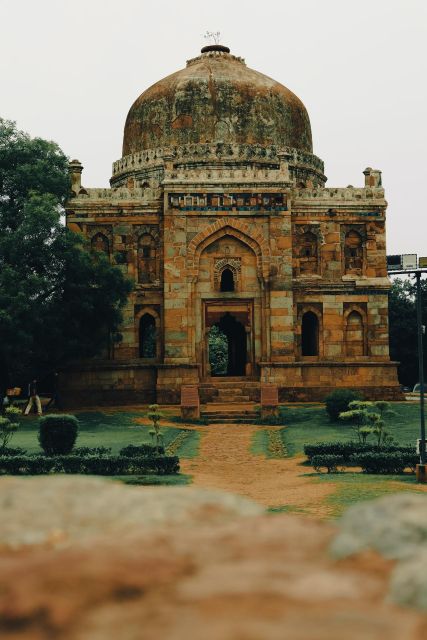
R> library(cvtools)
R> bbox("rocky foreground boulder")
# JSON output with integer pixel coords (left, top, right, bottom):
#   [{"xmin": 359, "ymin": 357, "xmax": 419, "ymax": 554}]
[{"xmin": 0, "ymin": 476, "xmax": 426, "ymax": 639}]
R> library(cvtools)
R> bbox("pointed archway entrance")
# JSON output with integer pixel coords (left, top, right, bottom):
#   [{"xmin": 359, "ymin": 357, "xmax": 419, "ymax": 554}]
[
  {"xmin": 209, "ymin": 312, "xmax": 247, "ymax": 376},
  {"xmin": 203, "ymin": 300, "xmax": 254, "ymax": 378}
]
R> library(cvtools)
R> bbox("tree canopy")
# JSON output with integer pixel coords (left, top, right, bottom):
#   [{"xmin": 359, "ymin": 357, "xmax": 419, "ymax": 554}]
[
  {"xmin": 388, "ymin": 277, "xmax": 427, "ymax": 386},
  {"xmin": 0, "ymin": 119, "xmax": 132, "ymax": 390}
]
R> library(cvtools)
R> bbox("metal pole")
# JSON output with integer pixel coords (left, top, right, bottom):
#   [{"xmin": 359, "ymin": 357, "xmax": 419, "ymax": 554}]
[{"xmin": 416, "ymin": 271, "xmax": 426, "ymax": 465}]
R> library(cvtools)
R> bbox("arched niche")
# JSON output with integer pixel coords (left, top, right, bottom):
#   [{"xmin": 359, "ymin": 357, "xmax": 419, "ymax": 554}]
[
  {"xmin": 139, "ymin": 312, "xmax": 157, "ymax": 359},
  {"xmin": 301, "ymin": 311, "xmax": 319, "ymax": 356},
  {"xmin": 91, "ymin": 233, "xmax": 110, "ymax": 257},
  {"xmin": 220, "ymin": 268, "xmax": 235, "ymax": 292},
  {"xmin": 345, "ymin": 310, "xmax": 366, "ymax": 356},
  {"xmin": 298, "ymin": 231, "xmax": 319, "ymax": 274},
  {"xmin": 344, "ymin": 230, "xmax": 364, "ymax": 275}
]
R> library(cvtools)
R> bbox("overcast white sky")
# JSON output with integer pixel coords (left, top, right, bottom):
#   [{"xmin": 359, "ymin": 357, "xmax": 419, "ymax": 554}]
[{"xmin": 1, "ymin": 0, "xmax": 426, "ymax": 257}]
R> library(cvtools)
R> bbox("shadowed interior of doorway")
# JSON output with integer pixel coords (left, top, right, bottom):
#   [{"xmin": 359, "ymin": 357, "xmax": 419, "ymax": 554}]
[{"xmin": 208, "ymin": 312, "xmax": 246, "ymax": 376}]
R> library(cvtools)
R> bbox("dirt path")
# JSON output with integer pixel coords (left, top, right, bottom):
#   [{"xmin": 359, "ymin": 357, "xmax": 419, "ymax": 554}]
[{"xmin": 180, "ymin": 424, "xmax": 335, "ymax": 517}]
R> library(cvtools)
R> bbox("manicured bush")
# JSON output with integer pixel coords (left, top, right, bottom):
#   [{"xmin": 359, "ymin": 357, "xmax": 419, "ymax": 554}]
[
  {"xmin": 324, "ymin": 389, "xmax": 362, "ymax": 422},
  {"xmin": 0, "ymin": 446, "xmax": 27, "ymax": 457},
  {"xmin": 0, "ymin": 455, "xmax": 180, "ymax": 476},
  {"xmin": 304, "ymin": 441, "xmax": 414, "ymax": 463},
  {"xmin": 38, "ymin": 414, "xmax": 79, "ymax": 455},
  {"xmin": 311, "ymin": 455, "xmax": 345, "ymax": 473},
  {"xmin": 350, "ymin": 452, "xmax": 418, "ymax": 474},
  {"xmin": 73, "ymin": 446, "xmax": 112, "ymax": 457},
  {"xmin": 119, "ymin": 444, "xmax": 165, "ymax": 457}
]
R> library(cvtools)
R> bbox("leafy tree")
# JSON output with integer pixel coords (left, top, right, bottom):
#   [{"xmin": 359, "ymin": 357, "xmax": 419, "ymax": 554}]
[
  {"xmin": 0, "ymin": 119, "xmax": 132, "ymax": 390},
  {"xmin": 339, "ymin": 400, "xmax": 395, "ymax": 446},
  {"xmin": 208, "ymin": 325, "xmax": 228, "ymax": 375},
  {"xmin": 388, "ymin": 277, "xmax": 427, "ymax": 386}
]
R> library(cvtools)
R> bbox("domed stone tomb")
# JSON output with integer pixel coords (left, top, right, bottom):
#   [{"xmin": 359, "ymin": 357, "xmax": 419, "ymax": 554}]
[
  {"xmin": 64, "ymin": 45, "xmax": 400, "ymax": 406},
  {"xmin": 122, "ymin": 45, "xmax": 312, "ymax": 155}
]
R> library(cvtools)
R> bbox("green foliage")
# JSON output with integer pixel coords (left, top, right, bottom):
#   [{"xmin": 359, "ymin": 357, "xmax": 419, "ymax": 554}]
[
  {"xmin": 311, "ymin": 454, "xmax": 345, "ymax": 473},
  {"xmin": 72, "ymin": 446, "xmax": 112, "ymax": 457},
  {"xmin": 0, "ymin": 454, "xmax": 180, "ymax": 475},
  {"xmin": 147, "ymin": 404, "xmax": 164, "ymax": 452},
  {"xmin": 119, "ymin": 444, "xmax": 165, "ymax": 457},
  {"xmin": 0, "ymin": 446, "xmax": 27, "ymax": 456},
  {"xmin": 388, "ymin": 278, "xmax": 427, "ymax": 386},
  {"xmin": 208, "ymin": 325, "xmax": 228, "ymax": 375},
  {"xmin": 324, "ymin": 389, "xmax": 362, "ymax": 422},
  {"xmin": 4, "ymin": 406, "xmax": 22, "ymax": 418},
  {"xmin": 304, "ymin": 441, "xmax": 414, "ymax": 463},
  {"xmin": 311, "ymin": 450, "xmax": 418, "ymax": 474},
  {"xmin": 38, "ymin": 414, "xmax": 79, "ymax": 455},
  {"xmin": 349, "ymin": 451, "xmax": 418, "ymax": 474},
  {"xmin": 0, "ymin": 415, "xmax": 19, "ymax": 452},
  {"xmin": 339, "ymin": 400, "xmax": 395, "ymax": 445},
  {"xmin": 0, "ymin": 119, "xmax": 132, "ymax": 388}
]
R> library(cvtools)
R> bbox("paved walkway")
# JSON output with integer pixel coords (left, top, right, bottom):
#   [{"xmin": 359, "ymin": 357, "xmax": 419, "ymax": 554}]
[{"xmin": 180, "ymin": 423, "xmax": 335, "ymax": 516}]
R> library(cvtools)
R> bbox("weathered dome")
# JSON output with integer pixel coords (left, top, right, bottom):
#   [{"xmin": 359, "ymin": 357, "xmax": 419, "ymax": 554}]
[{"xmin": 122, "ymin": 46, "xmax": 313, "ymax": 156}]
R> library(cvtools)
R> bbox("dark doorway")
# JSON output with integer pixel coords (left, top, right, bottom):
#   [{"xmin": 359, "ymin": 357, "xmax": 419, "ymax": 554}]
[
  {"xmin": 139, "ymin": 314, "xmax": 156, "ymax": 358},
  {"xmin": 301, "ymin": 311, "xmax": 319, "ymax": 356},
  {"xmin": 210, "ymin": 312, "xmax": 246, "ymax": 376},
  {"xmin": 220, "ymin": 268, "xmax": 234, "ymax": 292}
]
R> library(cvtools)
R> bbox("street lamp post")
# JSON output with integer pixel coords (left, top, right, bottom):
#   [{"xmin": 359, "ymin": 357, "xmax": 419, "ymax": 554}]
[
  {"xmin": 387, "ymin": 256, "xmax": 427, "ymax": 481},
  {"xmin": 415, "ymin": 271, "xmax": 426, "ymax": 467}
]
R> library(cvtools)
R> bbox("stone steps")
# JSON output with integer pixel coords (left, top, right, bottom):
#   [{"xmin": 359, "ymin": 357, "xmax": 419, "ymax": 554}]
[
  {"xmin": 199, "ymin": 380, "xmax": 261, "ymax": 404},
  {"xmin": 201, "ymin": 403, "xmax": 258, "ymax": 424}
]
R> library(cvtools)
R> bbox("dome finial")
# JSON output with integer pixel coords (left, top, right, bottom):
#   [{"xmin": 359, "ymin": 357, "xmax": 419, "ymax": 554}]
[
  {"xmin": 204, "ymin": 30, "xmax": 221, "ymax": 45},
  {"xmin": 202, "ymin": 31, "xmax": 230, "ymax": 54}
]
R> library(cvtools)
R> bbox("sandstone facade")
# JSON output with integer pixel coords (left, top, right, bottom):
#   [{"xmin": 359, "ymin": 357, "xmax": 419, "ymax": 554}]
[{"xmin": 64, "ymin": 45, "xmax": 400, "ymax": 405}]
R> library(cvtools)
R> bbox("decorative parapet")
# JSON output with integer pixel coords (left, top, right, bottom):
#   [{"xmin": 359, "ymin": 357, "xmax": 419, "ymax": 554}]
[
  {"xmin": 293, "ymin": 187, "xmax": 385, "ymax": 202},
  {"xmin": 68, "ymin": 186, "xmax": 162, "ymax": 203},
  {"xmin": 111, "ymin": 142, "xmax": 326, "ymax": 187}
]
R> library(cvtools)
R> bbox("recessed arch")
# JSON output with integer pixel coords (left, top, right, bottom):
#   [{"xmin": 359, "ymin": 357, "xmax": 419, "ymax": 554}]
[
  {"xmin": 220, "ymin": 268, "xmax": 235, "ymax": 292},
  {"xmin": 301, "ymin": 311, "xmax": 319, "ymax": 356},
  {"xmin": 135, "ymin": 307, "xmax": 161, "ymax": 359},
  {"xmin": 344, "ymin": 307, "xmax": 367, "ymax": 357},
  {"xmin": 188, "ymin": 221, "xmax": 269, "ymax": 283},
  {"xmin": 91, "ymin": 233, "xmax": 110, "ymax": 256}
]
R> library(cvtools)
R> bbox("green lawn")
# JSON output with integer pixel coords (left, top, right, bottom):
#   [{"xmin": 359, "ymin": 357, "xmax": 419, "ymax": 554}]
[
  {"xmin": 312, "ymin": 471, "xmax": 424, "ymax": 517},
  {"xmin": 11, "ymin": 409, "xmax": 200, "ymax": 459},
  {"xmin": 279, "ymin": 402, "xmax": 422, "ymax": 457}
]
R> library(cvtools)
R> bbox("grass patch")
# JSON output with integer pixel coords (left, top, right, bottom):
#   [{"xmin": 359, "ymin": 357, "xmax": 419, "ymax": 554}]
[
  {"xmin": 251, "ymin": 429, "xmax": 269, "ymax": 456},
  {"xmin": 251, "ymin": 427, "xmax": 287, "ymax": 458},
  {"xmin": 281, "ymin": 402, "xmax": 422, "ymax": 457},
  {"xmin": 11, "ymin": 410, "xmax": 197, "ymax": 458},
  {"xmin": 314, "ymin": 471, "xmax": 424, "ymax": 518}
]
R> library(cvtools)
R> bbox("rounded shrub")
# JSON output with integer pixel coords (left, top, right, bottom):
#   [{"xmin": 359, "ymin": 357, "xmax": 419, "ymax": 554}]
[
  {"xmin": 324, "ymin": 389, "xmax": 362, "ymax": 422},
  {"xmin": 38, "ymin": 414, "xmax": 79, "ymax": 455}
]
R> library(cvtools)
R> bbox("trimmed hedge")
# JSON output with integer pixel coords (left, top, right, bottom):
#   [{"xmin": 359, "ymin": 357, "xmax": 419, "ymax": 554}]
[
  {"xmin": 312, "ymin": 455, "xmax": 345, "ymax": 473},
  {"xmin": 310, "ymin": 451, "xmax": 418, "ymax": 474},
  {"xmin": 304, "ymin": 442, "xmax": 415, "ymax": 463},
  {"xmin": 0, "ymin": 455, "xmax": 180, "ymax": 476},
  {"xmin": 350, "ymin": 452, "xmax": 418, "ymax": 474},
  {"xmin": 0, "ymin": 446, "xmax": 27, "ymax": 457},
  {"xmin": 73, "ymin": 446, "xmax": 112, "ymax": 457},
  {"xmin": 39, "ymin": 414, "xmax": 79, "ymax": 455},
  {"xmin": 119, "ymin": 444, "xmax": 165, "ymax": 457}
]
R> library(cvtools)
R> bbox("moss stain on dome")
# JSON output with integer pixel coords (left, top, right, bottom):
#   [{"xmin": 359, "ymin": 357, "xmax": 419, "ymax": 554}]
[{"xmin": 122, "ymin": 49, "xmax": 313, "ymax": 156}]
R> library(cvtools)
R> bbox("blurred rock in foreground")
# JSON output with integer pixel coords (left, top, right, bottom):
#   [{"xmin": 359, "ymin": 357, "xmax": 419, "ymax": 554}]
[{"xmin": 0, "ymin": 476, "xmax": 426, "ymax": 640}]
